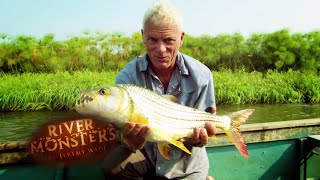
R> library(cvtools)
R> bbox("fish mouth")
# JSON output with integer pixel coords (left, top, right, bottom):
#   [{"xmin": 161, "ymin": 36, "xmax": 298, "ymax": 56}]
[{"xmin": 75, "ymin": 93, "xmax": 94, "ymax": 108}]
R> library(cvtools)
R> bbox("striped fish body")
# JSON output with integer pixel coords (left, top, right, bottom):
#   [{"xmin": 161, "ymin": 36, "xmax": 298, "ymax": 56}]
[
  {"xmin": 75, "ymin": 84, "xmax": 254, "ymax": 159},
  {"xmin": 120, "ymin": 85, "xmax": 228, "ymax": 140}
]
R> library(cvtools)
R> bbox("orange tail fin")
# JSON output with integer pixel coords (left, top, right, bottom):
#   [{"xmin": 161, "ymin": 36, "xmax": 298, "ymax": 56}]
[{"xmin": 224, "ymin": 109, "xmax": 255, "ymax": 158}]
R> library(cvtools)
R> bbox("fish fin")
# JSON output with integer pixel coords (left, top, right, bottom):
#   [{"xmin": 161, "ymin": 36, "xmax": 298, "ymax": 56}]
[
  {"xmin": 157, "ymin": 142, "xmax": 171, "ymax": 160},
  {"xmin": 129, "ymin": 113, "xmax": 149, "ymax": 125},
  {"xmin": 158, "ymin": 139, "xmax": 192, "ymax": 160},
  {"xmin": 224, "ymin": 109, "xmax": 255, "ymax": 158},
  {"xmin": 224, "ymin": 128, "xmax": 249, "ymax": 158},
  {"xmin": 162, "ymin": 95, "xmax": 177, "ymax": 102},
  {"xmin": 227, "ymin": 109, "xmax": 255, "ymax": 125},
  {"xmin": 168, "ymin": 139, "xmax": 192, "ymax": 155}
]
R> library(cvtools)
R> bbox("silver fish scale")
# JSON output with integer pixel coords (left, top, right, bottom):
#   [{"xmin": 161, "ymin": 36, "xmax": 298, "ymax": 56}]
[{"xmin": 118, "ymin": 84, "xmax": 229, "ymax": 130}]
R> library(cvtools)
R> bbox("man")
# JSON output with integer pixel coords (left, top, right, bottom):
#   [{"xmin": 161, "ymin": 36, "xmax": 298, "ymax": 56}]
[{"xmin": 103, "ymin": 1, "xmax": 217, "ymax": 179}]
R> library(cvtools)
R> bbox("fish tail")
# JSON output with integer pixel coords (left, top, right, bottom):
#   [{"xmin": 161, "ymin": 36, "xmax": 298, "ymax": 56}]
[{"xmin": 223, "ymin": 109, "xmax": 255, "ymax": 158}]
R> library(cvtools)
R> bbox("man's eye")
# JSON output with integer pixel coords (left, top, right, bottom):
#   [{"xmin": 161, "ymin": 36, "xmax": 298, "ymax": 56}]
[
  {"xmin": 165, "ymin": 38, "xmax": 175, "ymax": 44},
  {"xmin": 148, "ymin": 38, "xmax": 157, "ymax": 43}
]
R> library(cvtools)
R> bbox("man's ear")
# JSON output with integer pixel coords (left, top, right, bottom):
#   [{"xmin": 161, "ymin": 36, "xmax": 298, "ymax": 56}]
[
  {"xmin": 141, "ymin": 29, "xmax": 146, "ymax": 44},
  {"xmin": 180, "ymin": 32, "xmax": 185, "ymax": 45}
]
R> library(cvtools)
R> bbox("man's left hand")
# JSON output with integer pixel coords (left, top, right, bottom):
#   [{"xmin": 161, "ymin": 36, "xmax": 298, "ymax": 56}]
[{"xmin": 180, "ymin": 122, "xmax": 216, "ymax": 146}]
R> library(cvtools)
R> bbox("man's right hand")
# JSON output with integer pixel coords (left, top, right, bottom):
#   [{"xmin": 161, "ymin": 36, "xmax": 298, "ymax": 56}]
[{"xmin": 121, "ymin": 123, "xmax": 150, "ymax": 151}]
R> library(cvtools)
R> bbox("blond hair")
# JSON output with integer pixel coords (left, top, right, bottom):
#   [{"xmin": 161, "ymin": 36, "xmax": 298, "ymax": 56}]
[{"xmin": 142, "ymin": 0, "xmax": 183, "ymax": 31}]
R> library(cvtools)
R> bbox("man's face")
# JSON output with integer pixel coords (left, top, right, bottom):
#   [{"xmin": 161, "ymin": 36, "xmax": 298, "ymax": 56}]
[{"xmin": 142, "ymin": 21, "xmax": 184, "ymax": 71}]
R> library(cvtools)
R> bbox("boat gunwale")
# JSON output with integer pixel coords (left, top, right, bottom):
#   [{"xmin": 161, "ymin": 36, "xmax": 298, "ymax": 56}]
[
  {"xmin": 239, "ymin": 118, "xmax": 320, "ymax": 132},
  {"xmin": 0, "ymin": 118, "xmax": 319, "ymax": 164}
]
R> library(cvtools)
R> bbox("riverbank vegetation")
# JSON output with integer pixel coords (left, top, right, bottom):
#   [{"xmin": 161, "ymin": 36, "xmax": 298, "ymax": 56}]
[
  {"xmin": 0, "ymin": 70, "xmax": 319, "ymax": 111},
  {"xmin": 1, "ymin": 30, "xmax": 320, "ymax": 111},
  {"xmin": 1, "ymin": 29, "xmax": 320, "ymax": 73}
]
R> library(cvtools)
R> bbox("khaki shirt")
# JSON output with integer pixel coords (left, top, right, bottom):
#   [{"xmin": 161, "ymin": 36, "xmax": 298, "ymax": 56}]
[{"xmin": 114, "ymin": 52, "xmax": 216, "ymax": 179}]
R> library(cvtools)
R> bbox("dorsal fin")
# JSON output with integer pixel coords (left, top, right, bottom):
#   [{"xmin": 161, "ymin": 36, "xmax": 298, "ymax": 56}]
[{"xmin": 227, "ymin": 109, "xmax": 255, "ymax": 125}]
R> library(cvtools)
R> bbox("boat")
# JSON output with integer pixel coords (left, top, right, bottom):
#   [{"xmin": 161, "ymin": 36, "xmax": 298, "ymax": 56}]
[{"xmin": 1, "ymin": 118, "xmax": 319, "ymax": 180}]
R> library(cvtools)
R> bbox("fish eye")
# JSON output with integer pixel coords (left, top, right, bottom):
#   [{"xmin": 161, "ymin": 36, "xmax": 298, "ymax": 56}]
[{"xmin": 99, "ymin": 88, "xmax": 107, "ymax": 95}]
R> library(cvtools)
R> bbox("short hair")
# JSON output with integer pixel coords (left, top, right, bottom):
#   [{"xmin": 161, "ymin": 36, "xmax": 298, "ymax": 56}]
[{"xmin": 142, "ymin": 0, "xmax": 183, "ymax": 31}]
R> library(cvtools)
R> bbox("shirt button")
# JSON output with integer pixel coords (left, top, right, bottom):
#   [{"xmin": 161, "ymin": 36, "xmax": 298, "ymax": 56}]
[{"xmin": 157, "ymin": 166, "xmax": 161, "ymax": 171}]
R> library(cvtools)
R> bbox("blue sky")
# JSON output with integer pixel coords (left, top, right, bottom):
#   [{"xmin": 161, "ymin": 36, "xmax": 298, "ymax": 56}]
[{"xmin": 1, "ymin": 0, "xmax": 320, "ymax": 39}]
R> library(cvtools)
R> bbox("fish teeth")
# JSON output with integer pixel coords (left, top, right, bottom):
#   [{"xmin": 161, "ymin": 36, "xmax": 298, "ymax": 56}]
[
  {"xmin": 75, "ymin": 101, "xmax": 82, "ymax": 107},
  {"xmin": 78, "ymin": 93, "xmax": 93, "ymax": 105}
]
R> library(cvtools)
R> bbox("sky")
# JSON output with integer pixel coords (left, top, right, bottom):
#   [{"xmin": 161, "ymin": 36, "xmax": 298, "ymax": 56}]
[{"xmin": 1, "ymin": 0, "xmax": 320, "ymax": 40}]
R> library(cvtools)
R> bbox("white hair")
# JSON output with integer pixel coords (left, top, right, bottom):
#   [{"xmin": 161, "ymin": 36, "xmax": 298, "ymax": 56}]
[{"xmin": 142, "ymin": 0, "xmax": 183, "ymax": 31}]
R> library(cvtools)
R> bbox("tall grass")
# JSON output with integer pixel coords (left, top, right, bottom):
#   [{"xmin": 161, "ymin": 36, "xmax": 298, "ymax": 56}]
[
  {"xmin": 0, "ymin": 70, "xmax": 319, "ymax": 111},
  {"xmin": 213, "ymin": 69, "xmax": 320, "ymax": 104},
  {"xmin": 0, "ymin": 71, "xmax": 117, "ymax": 111}
]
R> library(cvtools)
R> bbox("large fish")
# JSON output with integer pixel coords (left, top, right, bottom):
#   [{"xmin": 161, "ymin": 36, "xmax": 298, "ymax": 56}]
[{"xmin": 75, "ymin": 84, "xmax": 254, "ymax": 159}]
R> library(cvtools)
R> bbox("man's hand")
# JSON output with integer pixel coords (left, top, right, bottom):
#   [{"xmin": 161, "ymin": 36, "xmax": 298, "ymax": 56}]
[
  {"xmin": 121, "ymin": 123, "xmax": 150, "ymax": 151},
  {"xmin": 180, "ymin": 122, "xmax": 217, "ymax": 146}
]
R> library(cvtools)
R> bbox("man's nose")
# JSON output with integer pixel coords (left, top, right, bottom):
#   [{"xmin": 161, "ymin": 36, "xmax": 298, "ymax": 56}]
[{"xmin": 157, "ymin": 41, "xmax": 166, "ymax": 52}]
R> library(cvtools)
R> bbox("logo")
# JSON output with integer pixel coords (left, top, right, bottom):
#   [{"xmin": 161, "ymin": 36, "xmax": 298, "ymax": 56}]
[{"xmin": 28, "ymin": 118, "xmax": 118, "ymax": 165}]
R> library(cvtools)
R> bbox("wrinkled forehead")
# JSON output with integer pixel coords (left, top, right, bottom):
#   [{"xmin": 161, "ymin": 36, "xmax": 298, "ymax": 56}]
[
  {"xmin": 144, "ymin": 19, "xmax": 182, "ymax": 33},
  {"xmin": 143, "ymin": 21, "xmax": 182, "ymax": 38}
]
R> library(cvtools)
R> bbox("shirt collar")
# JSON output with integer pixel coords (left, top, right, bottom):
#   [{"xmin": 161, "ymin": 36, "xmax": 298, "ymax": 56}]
[{"xmin": 137, "ymin": 53, "xmax": 189, "ymax": 75}]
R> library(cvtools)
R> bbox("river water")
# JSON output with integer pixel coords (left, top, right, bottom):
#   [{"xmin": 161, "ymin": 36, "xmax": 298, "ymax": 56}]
[{"xmin": 0, "ymin": 103, "xmax": 320, "ymax": 143}]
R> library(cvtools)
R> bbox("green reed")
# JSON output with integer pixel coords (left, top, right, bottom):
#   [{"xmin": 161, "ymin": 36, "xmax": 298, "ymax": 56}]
[
  {"xmin": 0, "ymin": 70, "xmax": 117, "ymax": 111},
  {"xmin": 213, "ymin": 69, "xmax": 320, "ymax": 104},
  {"xmin": 0, "ymin": 70, "xmax": 319, "ymax": 111}
]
